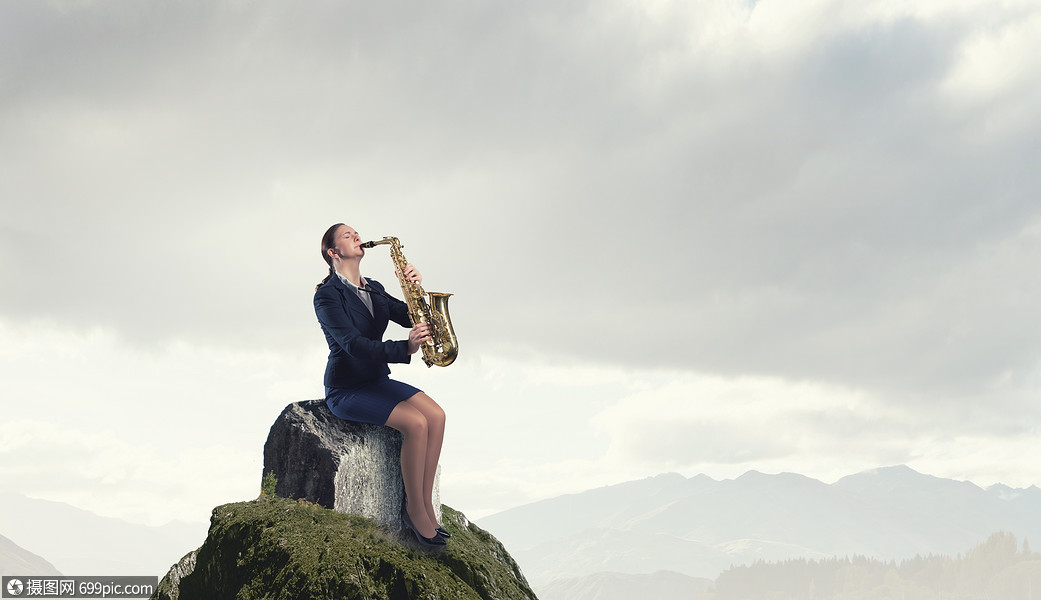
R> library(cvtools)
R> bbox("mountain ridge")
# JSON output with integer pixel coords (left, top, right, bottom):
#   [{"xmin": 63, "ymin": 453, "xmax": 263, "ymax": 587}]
[
  {"xmin": 0, "ymin": 490, "xmax": 208, "ymax": 577},
  {"xmin": 477, "ymin": 465, "xmax": 1041, "ymax": 588},
  {"xmin": 1, "ymin": 532, "xmax": 62, "ymax": 577}
]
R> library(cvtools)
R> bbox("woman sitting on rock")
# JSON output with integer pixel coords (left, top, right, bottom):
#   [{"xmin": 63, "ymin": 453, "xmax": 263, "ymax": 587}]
[{"xmin": 314, "ymin": 223, "xmax": 448, "ymax": 548}]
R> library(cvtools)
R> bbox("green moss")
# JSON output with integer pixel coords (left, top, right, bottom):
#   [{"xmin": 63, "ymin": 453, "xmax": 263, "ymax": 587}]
[
  {"xmin": 259, "ymin": 471, "xmax": 277, "ymax": 497},
  {"xmin": 157, "ymin": 496, "xmax": 536, "ymax": 600}
]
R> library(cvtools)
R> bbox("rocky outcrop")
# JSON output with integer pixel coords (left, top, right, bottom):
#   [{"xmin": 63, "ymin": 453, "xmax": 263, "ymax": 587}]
[
  {"xmin": 154, "ymin": 550, "xmax": 196, "ymax": 599},
  {"xmin": 154, "ymin": 496, "xmax": 537, "ymax": 600},
  {"xmin": 262, "ymin": 399, "xmax": 440, "ymax": 533}
]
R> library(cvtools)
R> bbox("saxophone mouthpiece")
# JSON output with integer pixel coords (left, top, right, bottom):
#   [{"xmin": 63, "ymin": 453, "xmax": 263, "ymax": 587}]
[{"xmin": 361, "ymin": 237, "xmax": 394, "ymax": 249}]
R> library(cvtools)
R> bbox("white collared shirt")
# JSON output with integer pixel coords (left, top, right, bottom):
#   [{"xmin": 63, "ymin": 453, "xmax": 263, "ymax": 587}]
[{"xmin": 336, "ymin": 272, "xmax": 374, "ymax": 317}]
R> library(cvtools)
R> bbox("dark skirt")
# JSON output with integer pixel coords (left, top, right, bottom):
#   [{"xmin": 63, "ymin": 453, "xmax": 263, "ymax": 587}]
[{"xmin": 325, "ymin": 376, "xmax": 422, "ymax": 425}]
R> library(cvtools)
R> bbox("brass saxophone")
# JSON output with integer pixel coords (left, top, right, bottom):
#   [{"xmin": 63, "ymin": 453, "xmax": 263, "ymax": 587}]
[{"xmin": 361, "ymin": 236, "xmax": 459, "ymax": 367}]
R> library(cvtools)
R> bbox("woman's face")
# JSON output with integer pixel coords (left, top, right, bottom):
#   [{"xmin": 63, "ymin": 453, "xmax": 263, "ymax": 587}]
[{"xmin": 330, "ymin": 225, "xmax": 365, "ymax": 261}]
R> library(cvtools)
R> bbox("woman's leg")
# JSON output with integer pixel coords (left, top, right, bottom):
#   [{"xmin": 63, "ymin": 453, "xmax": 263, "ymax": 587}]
[
  {"xmin": 385, "ymin": 401, "xmax": 437, "ymax": 538},
  {"xmin": 401, "ymin": 392, "xmax": 446, "ymax": 528}
]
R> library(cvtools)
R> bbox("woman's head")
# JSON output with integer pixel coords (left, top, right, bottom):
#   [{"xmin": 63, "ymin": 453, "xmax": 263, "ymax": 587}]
[
  {"xmin": 322, "ymin": 223, "xmax": 365, "ymax": 264},
  {"xmin": 321, "ymin": 223, "xmax": 346, "ymax": 268},
  {"xmin": 317, "ymin": 223, "xmax": 365, "ymax": 290}
]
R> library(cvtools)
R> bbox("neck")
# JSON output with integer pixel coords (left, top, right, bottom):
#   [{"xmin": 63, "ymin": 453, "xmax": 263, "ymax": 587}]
[{"xmin": 334, "ymin": 260, "xmax": 363, "ymax": 286}]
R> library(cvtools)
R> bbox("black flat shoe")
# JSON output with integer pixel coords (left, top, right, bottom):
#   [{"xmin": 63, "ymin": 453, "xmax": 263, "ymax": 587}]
[
  {"xmin": 435, "ymin": 526, "xmax": 451, "ymax": 538},
  {"xmin": 401, "ymin": 503, "xmax": 446, "ymax": 548}
]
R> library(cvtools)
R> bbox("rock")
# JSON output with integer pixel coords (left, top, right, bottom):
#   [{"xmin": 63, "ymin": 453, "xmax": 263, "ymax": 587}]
[
  {"xmin": 153, "ymin": 496, "xmax": 538, "ymax": 600},
  {"xmin": 262, "ymin": 399, "xmax": 440, "ymax": 533},
  {"xmin": 152, "ymin": 550, "xmax": 196, "ymax": 600}
]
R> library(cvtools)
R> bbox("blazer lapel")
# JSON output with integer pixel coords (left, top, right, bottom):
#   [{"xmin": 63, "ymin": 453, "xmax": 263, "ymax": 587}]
[{"xmin": 331, "ymin": 276, "xmax": 375, "ymax": 324}]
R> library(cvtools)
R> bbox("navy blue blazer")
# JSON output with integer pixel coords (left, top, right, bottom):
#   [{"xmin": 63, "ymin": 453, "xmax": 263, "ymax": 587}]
[{"xmin": 314, "ymin": 275, "xmax": 413, "ymax": 388}]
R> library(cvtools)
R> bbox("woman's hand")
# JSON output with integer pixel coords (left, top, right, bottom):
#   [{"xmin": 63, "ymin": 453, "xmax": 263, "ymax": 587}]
[
  {"xmin": 403, "ymin": 263, "xmax": 423, "ymax": 284},
  {"xmin": 407, "ymin": 322, "xmax": 432, "ymax": 355}
]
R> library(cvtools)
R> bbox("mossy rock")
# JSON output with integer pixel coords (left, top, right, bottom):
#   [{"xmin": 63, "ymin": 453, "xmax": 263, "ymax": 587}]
[{"xmin": 155, "ymin": 496, "xmax": 537, "ymax": 600}]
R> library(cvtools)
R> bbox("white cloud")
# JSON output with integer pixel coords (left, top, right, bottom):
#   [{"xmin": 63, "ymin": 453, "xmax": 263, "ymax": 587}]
[
  {"xmin": 0, "ymin": 317, "xmax": 1038, "ymax": 527},
  {"xmin": 589, "ymin": 370, "xmax": 1041, "ymax": 488},
  {"xmin": 0, "ymin": 318, "xmax": 323, "ymax": 525},
  {"xmin": 941, "ymin": 6, "xmax": 1041, "ymax": 102},
  {"xmin": 0, "ymin": 419, "xmax": 255, "ymax": 527},
  {"xmin": 592, "ymin": 373, "xmax": 874, "ymax": 464}
]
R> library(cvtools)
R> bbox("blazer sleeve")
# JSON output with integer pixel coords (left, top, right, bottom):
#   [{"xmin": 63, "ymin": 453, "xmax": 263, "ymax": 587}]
[
  {"xmin": 314, "ymin": 286, "xmax": 412, "ymax": 364},
  {"xmin": 370, "ymin": 279, "xmax": 413, "ymax": 329}
]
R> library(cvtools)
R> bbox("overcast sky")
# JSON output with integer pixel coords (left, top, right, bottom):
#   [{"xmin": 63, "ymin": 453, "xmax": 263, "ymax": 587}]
[{"xmin": 2, "ymin": 0, "xmax": 1041, "ymax": 528}]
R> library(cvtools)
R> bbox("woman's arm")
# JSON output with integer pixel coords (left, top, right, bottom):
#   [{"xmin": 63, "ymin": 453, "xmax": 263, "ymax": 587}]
[
  {"xmin": 366, "ymin": 278, "xmax": 416, "ymax": 330},
  {"xmin": 314, "ymin": 287, "xmax": 411, "ymax": 364}
]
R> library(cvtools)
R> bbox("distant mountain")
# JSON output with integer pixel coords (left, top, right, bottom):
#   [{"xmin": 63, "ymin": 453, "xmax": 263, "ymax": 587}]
[
  {"xmin": 1, "ymin": 532, "xmax": 61, "ymax": 577},
  {"xmin": 538, "ymin": 570, "xmax": 712, "ymax": 600},
  {"xmin": 477, "ymin": 466, "xmax": 1041, "ymax": 588},
  {"xmin": 0, "ymin": 491, "xmax": 208, "ymax": 577},
  {"xmin": 987, "ymin": 482, "xmax": 1041, "ymax": 504},
  {"xmin": 831, "ymin": 465, "xmax": 1041, "ymax": 556}
]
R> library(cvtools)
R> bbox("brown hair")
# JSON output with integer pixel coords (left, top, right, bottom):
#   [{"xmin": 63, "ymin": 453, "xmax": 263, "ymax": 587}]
[{"xmin": 316, "ymin": 223, "xmax": 345, "ymax": 291}]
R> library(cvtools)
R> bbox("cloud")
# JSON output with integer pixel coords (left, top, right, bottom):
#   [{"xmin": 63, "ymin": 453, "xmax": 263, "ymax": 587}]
[
  {"xmin": 0, "ymin": 315, "xmax": 1036, "ymax": 525},
  {"xmin": 0, "ymin": 419, "xmax": 254, "ymax": 526},
  {"xmin": 940, "ymin": 5, "xmax": 1041, "ymax": 133},
  {"xmin": 589, "ymin": 370, "xmax": 1041, "ymax": 487},
  {"xmin": 0, "ymin": 316, "xmax": 324, "ymax": 524}
]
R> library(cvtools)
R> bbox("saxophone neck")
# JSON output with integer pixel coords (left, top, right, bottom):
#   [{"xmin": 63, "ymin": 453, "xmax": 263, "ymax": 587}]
[
  {"xmin": 362, "ymin": 236, "xmax": 413, "ymax": 283},
  {"xmin": 360, "ymin": 236, "xmax": 399, "ymax": 249}
]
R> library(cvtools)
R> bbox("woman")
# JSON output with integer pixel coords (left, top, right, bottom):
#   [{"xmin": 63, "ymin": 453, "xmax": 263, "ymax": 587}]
[{"xmin": 314, "ymin": 223, "xmax": 448, "ymax": 547}]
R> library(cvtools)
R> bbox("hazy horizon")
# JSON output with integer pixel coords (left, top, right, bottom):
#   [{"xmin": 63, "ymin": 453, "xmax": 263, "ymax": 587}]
[{"xmin": 4, "ymin": 463, "xmax": 1038, "ymax": 586}]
